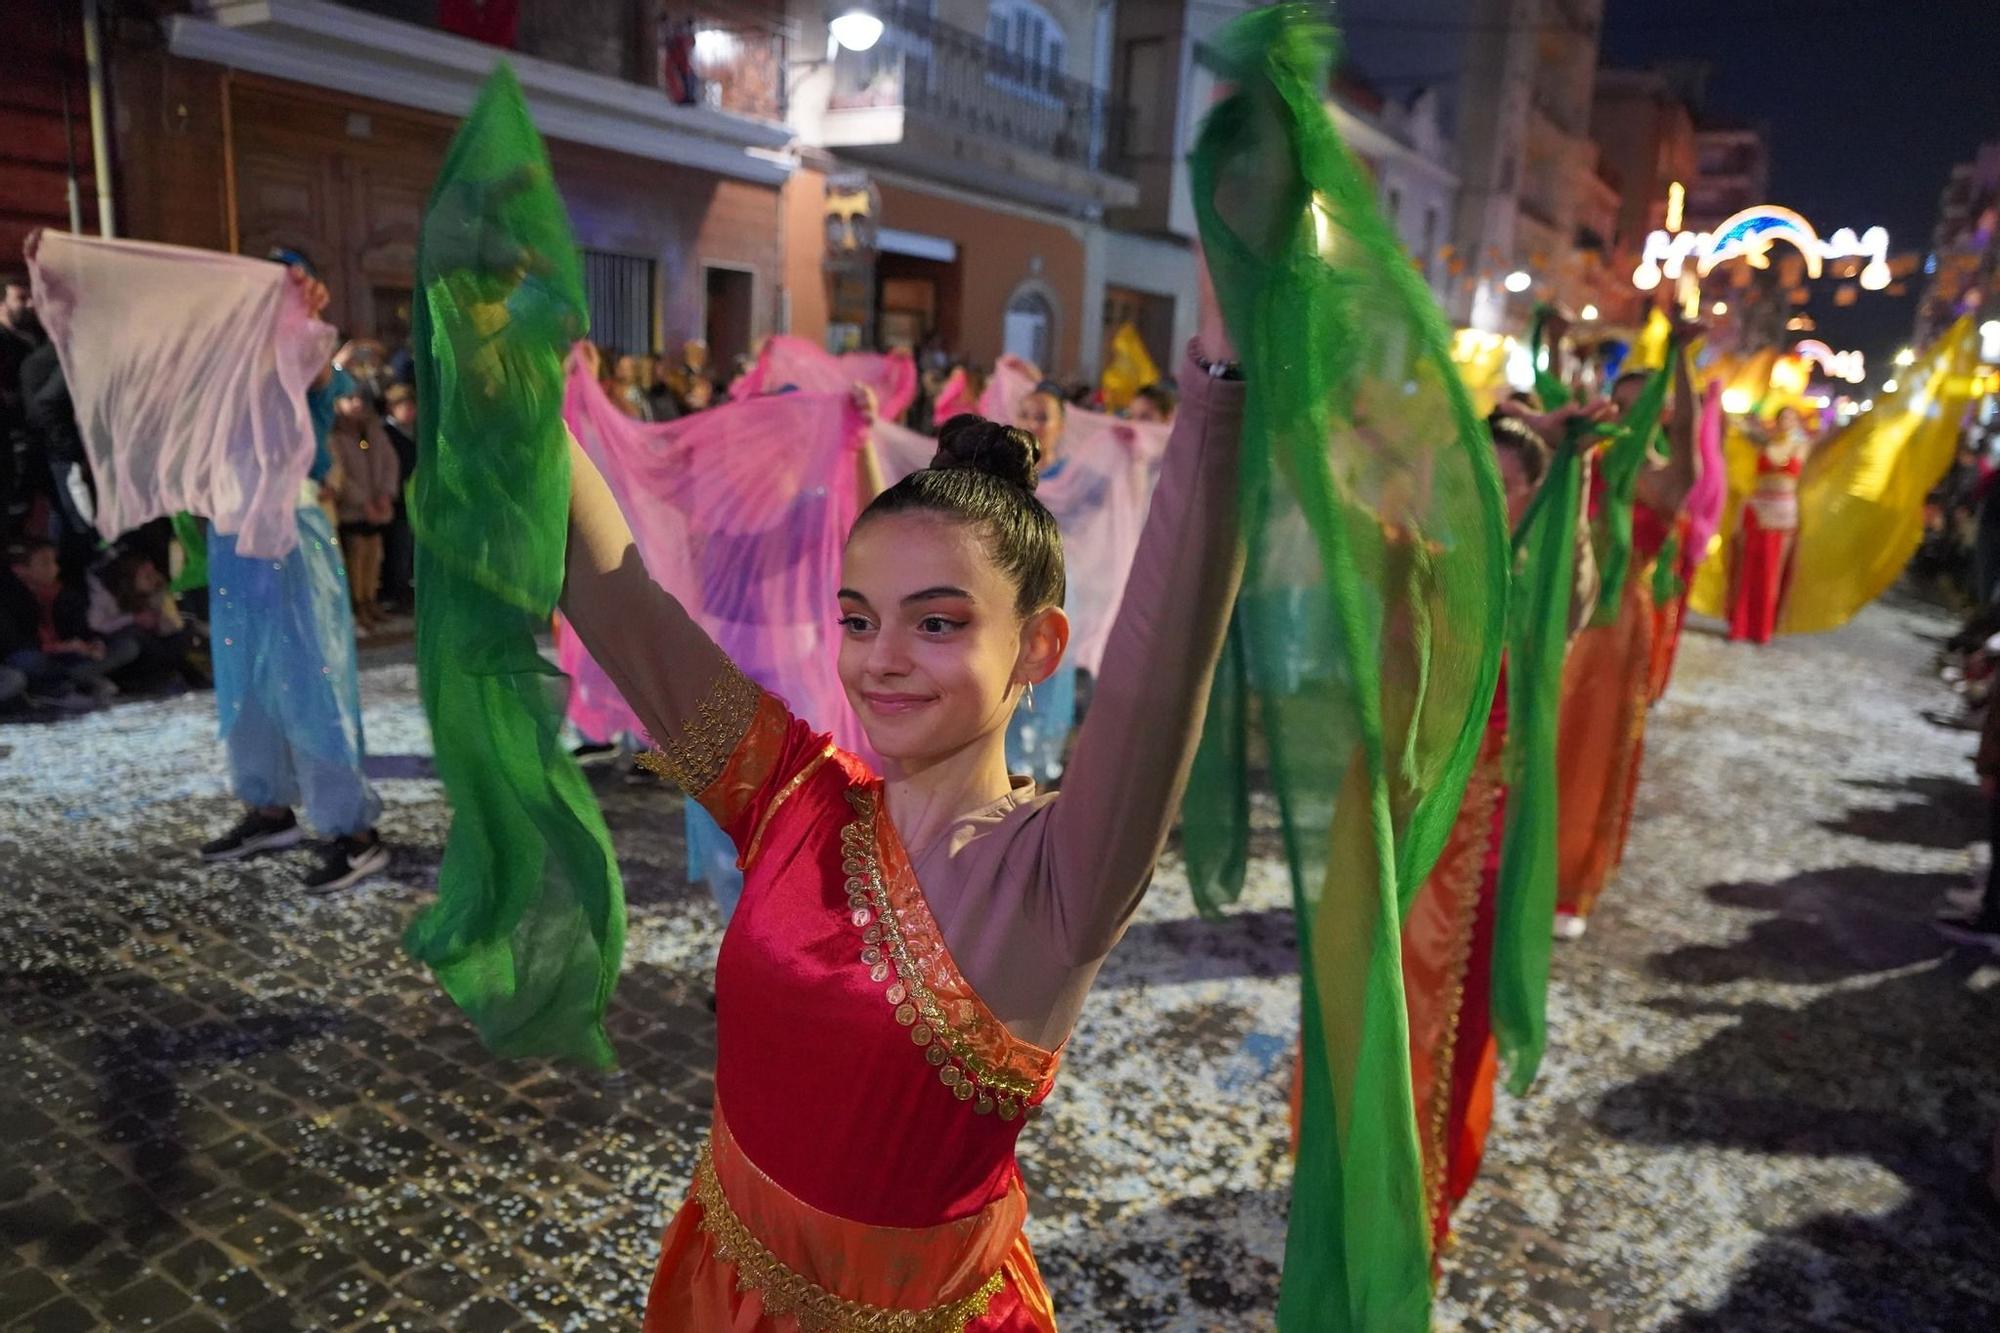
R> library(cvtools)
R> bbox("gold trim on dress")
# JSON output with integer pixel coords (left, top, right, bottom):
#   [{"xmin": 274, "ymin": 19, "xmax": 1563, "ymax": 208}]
[
  {"xmin": 840, "ymin": 787, "xmax": 1059, "ymax": 1119},
  {"xmin": 693, "ymin": 1142, "xmax": 1006, "ymax": 1333},
  {"xmin": 743, "ymin": 744, "xmax": 836, "ymax": 869},
  {"xmin": 1418, "ymin": 754, "xmax": 1504, "ymax": 1229},
  {"xmin": 636, "ymin": 661, "xmax": 762, "ymax": 795}
]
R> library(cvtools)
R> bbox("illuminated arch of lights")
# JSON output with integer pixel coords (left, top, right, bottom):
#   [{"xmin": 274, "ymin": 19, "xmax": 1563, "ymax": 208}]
[
  {"xmin": 1633, "ymin": 204, "xmax": 1891, "ymax": 294},
  {"xmin": 1790, "ymin": 338, "xmax": 1867, "ymax": 384}
]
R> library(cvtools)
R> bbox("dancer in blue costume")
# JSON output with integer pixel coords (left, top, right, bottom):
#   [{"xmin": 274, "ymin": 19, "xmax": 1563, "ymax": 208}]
[{"xmin": 197, "ymin": 252, "xmax": 387, "ymax": 891}]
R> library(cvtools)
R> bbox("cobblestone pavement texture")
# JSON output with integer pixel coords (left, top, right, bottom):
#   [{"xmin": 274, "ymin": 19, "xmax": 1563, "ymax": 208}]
[{"xmin": 2, "ymin": 596, "xmax": 1998, "ymax": 1331}]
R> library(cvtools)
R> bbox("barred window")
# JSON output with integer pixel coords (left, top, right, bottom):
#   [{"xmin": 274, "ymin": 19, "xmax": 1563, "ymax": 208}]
[{"xmin": 581, "ymin": 249, "xmax": 656, "ymax": 356}]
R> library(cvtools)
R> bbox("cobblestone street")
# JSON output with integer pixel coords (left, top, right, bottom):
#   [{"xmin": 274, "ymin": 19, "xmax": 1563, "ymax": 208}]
[{"xmin": 3, "ymin": 596, "xmax": 1998, "ymax": 1331}]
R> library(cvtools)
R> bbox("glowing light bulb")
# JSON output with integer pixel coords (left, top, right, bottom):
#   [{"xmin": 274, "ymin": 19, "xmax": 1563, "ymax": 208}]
[
  {"xmin": 1894, "ymin": 347, "xmax": 1915, "ymax": 366},
  {"xmin": 1882, "ymin": 378, "xmax": 1899, "ymax": 393},
  {"xmin": 1504, "ymin": 270, "xmax": 1532, "ymax": 294},
  {"xmin": 829, "ymin": 5, "xmax": 885, "ymax": 51},
  {"xmin": 1633, "ymin": 261, "xmax": 1662, "ymax": 291},
  {"xmin": 1580, "ymin": 304, "xmax": 1600, "ymax": 321},
  {"xmin": 1860, "ymin": 399, "xmax": 1874, "ymax": 412},
  {"xmin": 1721, "ymin": 388, "xmax": 1753, "ymax": 414}
]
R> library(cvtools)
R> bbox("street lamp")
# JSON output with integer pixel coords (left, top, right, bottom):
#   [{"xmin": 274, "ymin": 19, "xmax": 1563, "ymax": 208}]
[
  {"xmin": 828, "ymin": 2, "xmax": 884, "ymax": 52},
  {"xmin": 1503, "ymin": 270, "xmax": 1532, "ymax": 294}
]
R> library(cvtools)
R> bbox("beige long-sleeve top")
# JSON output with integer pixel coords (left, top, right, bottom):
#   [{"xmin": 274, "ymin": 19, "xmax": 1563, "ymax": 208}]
[
  {"xmin": 562, "ymin": 354, "xmax": 1246, "ymax": 1050},
  {"xmin": 328, "ymin": 416, "xmax": 400, "ymax": 524}
]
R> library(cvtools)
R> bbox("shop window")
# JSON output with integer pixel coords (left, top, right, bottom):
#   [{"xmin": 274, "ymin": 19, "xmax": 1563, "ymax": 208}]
[
  {"xmin": 582, "ymin": 249, "xmax": 656, "ymax": 357},
  {"xmin": 1003, "ymin": 284, "xmax": 1056, "ymax": 372}
]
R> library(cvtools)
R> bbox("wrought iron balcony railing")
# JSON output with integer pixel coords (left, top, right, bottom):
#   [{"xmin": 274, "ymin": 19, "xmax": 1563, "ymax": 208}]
[
  {"xmin": 324, "ymin": 0, "xmax": 786, "ymax": 123},
  {"xmin": 826, "ymin": 3, "xmax": 1122, "ymax": 172}
]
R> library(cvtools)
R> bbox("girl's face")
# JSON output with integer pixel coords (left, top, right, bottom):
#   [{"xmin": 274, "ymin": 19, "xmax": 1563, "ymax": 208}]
[
  {"xmin": 132, "ymin": 561, "xmax": 163, "ymax": 596},
  {"xmin": 837, "ymin": 512, "xmax": 1066, "ymax": 772},
  {"xmin": 1015, "ymin": 392, "xmax": 1065, "ymax": 458},
  {"xmin": 1496, "ymin": 446, "xmax": 1534, "ymax": 529}
]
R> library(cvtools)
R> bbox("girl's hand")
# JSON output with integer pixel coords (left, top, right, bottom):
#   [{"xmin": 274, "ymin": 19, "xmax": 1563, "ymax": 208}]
[
  {"xmin": 849, "ymin": 382, "xmax": 879, "ymax": 423},
  {"xmin": 288, "ymin": 265, "xmax": 331, "ymax": 321},
  {"xmin": 1496, "ymin": 398, "xmax": 1615, "ymax": 449}
]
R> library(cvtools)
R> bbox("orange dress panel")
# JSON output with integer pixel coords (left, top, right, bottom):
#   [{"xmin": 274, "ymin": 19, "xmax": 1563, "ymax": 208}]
[{"xmin": 1555, "ymin": 567, "xmax": 1656, "ymax": 918}]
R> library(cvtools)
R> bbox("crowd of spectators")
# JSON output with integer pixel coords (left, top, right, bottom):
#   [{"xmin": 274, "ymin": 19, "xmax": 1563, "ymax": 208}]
[
  {"xmin": 3, "ymin": 253, "xmax": 1181, "ymax": 720},
  {"xmin": 0, "ymin": 269, "xmax": 427, "ymax": 716}
]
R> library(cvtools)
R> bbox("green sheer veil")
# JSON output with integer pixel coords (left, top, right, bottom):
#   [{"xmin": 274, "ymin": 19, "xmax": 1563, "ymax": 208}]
[
  {"xmin": 402, "ymin": 65, "xmax": 625, "ymax": 1067},
  {"xmin": 1181, "ymin": 8, "xmax": 1508, "ymax": 1327}
]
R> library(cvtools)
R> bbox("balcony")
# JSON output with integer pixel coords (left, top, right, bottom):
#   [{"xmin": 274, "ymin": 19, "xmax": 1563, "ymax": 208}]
[
  {"xmin": 815, "ymin": 3, "xmax": 1135, "ymax": 216},
  {"xmin": 173, "ymin": 1, "xmax": 794, "ymax": 183}
]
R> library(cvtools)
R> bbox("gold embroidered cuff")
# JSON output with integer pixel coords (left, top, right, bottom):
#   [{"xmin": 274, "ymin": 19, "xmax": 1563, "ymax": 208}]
[{"xmin": 637, "ymin": 662, "xmax": 763, "ymax": 796}]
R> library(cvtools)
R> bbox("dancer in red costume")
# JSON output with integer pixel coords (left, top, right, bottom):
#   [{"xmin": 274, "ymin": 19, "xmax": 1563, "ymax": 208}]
[
  {"xmin": 1727, "ymin": 406, "xmax": 1812, "ymax": 645},
  {"xmin": 562, "ymin": 254, "xmax": 1243, "ymax": 1329}
]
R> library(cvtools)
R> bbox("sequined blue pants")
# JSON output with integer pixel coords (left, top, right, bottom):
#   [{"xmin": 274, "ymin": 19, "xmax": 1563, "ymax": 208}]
[{"xmin": 210, "ymin": 507, "xmax": 381, "ymax": 837}]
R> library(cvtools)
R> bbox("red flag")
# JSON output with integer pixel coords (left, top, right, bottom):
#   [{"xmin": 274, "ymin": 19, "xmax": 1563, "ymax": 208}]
[{"xmin": 438, "ymin": 0, "xmax": 518, "ymax": 48}]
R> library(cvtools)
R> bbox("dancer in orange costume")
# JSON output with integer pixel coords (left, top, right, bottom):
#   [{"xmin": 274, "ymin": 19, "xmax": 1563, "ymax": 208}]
[{"xmin": 1554, "ymin": 328, "xmax": 1700, "ymax": 936}]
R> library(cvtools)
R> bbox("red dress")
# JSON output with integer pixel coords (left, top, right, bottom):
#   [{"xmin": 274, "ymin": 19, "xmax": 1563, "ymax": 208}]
[
  {"xmin": 1400, "ymin": 681, "xmax": 1508, "ymax": 1254},
  {"xmin": 1728, "ymin": 445, "xmax": 1802, "ymax": 645},
  {"xmin": 642, "ymin": 686, "xmax": 1060, "ymax": 1331}
]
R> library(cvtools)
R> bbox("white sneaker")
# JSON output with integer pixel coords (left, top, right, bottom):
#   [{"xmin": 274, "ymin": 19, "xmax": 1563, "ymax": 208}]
[{"xmin": 1553, "ymin": 912, "xmax": 1589, "ymax": 941}]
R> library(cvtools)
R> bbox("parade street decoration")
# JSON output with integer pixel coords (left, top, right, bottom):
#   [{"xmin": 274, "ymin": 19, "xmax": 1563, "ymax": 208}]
[{"xmin": 1633, "ymin": 204, "xmax": 1892, "ymax": 293}]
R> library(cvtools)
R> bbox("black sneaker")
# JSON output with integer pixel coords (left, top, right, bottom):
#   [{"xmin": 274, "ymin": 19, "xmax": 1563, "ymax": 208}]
[
  {"xmin": 200, "ymin": 809, "xmax": 304, "ymax": 861},
  {"xmin": 571, "ymin": 741, "xmax": 617, "ymax": 765},
  {"xmin": 1936, "ymin": 915, "xmax": 2000, "ymax": 951},
  {"xmin": 304, "ymin": 833, "xmax": 390, "ymax": 892}
]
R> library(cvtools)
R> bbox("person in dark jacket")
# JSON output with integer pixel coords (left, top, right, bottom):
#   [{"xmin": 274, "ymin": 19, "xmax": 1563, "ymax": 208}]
[
  {"xmin": 20, "ymin": 337, "xmax": 100, "ymax": 577},
  {"xmin": 378, "ymin": 382, "xmax": 419, "ymax": 612},
  {"xmin": 1, "ymin": 536, "xmax": 134, "ymax": 707}
]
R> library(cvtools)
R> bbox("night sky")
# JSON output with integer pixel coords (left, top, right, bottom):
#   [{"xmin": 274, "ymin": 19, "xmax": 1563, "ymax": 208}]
[{"xmin": 1602, "ymin": 0, "xmax": 2000, "ymax": 370}]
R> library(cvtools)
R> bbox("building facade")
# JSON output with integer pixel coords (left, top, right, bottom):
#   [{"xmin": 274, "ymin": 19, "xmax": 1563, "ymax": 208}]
[
  {"xmin": 1338, "ymin": 0, "xmax": 1605, "ymax": 333},
  {"xmin": 1591, "ymin": 67, "xmax": 1698, "ymax": 327},
  {"xmin": 99, "ymin": 0, "xmax": 797, "ymax": 371},
  {"xmin": 1915, "ymin": 142, "xmax": 2000, "ymax": 347},
  {"xmin": 1330, "ymin": 72, "xmax": 1461, "ymax": 310},
  {"xmin": 1687, "ymin": 121, "xmax": 1769, "ymax": 235},
  {"xmin": 789, "ymin": 0, "xmax": 1134, "ymax": 379}
]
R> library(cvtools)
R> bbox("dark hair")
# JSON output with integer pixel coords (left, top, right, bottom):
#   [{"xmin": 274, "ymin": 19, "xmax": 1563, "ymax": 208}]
[
  {"xmin": 1028, "ymin": 380, "xmax": 1068, "ymax": 417},
  {"xmin": 855, "ymin": 413, "xmax": 1065, "ymax": 615},
  {"xmin": 7, "ymin": 536, "xmax": 56, "ymax": 564},
  {"xmin": 1, "ymin": 272, "xmax": 27, "ymax": 294},
  {"xmin": 1612, "ymin": 369, "xmax": 1651, "ymax": 396},
  {"xmin": 100, "ymin": 548, "xmax": 162, "ymax": 612},
  {"xmin": 1488, "ymin": 413, "xmax": 1551, "ymax": 487},
  {"xmin": 1135, "ymin": 383, "xmax": 1177, "ymax": 418}
]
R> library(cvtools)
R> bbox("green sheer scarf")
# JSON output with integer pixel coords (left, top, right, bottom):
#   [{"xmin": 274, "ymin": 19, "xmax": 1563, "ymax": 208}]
[
  {"xmin": 402, "ymin": 65, "xmax": 624, "ymax": 1067},
  {"xmin": 1487, "ymin": 423, "xmax": 1587, "ymax": 1094},
  {"xmin": 168, "ymin": 511, "xmax": 207, "ymax": 595},
  {"xmin": 1589, "ymin": 345, "xmax": 1675, "ymax": 625},
  {"xmin": 1182, "ymin": 9, "xmax": 1508, "ymax": 1327}
]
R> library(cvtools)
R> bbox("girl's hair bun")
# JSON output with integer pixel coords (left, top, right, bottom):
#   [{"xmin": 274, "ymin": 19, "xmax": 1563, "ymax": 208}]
[{"xmin": 929, "ymin": 414, "xmax": 1042, "ymax": 491}]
